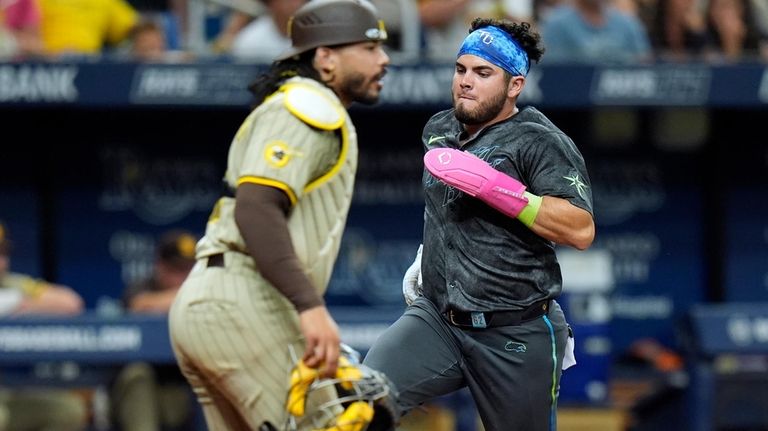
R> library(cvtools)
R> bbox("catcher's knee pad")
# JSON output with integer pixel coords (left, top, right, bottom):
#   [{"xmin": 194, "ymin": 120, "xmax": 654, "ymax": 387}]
[{"xmin": 284, "ymin": 344, "xmax": 399, "ymax": 431}]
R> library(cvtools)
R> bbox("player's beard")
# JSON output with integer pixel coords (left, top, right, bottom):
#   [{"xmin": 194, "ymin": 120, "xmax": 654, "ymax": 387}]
[
  {"xmin": 453, "ymin": 87, "xmax": 507, "ymax": 125},
  {"xmin": 340, "ymin": 72, "xmax": 382, "ymax": 105}
]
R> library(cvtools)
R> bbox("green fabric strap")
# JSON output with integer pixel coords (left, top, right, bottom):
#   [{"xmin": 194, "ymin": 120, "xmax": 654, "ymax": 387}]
[{"xmin": 517, "ymin": 192, "xmax": 542, "ymax": 228}]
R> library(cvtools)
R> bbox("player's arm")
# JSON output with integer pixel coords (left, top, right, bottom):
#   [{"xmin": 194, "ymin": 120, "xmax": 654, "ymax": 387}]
[
  {"xmin": 424, "ymin": 148, "xmax": 594, "ymax": 249},
  {"xmin": 234, "ymin": 183, "xmax": 340, "ymax": 377},
  {"xmin": 13, "ymin": 281, "xmax": 84, "ymax": 315},
  {"xmin": 527, "ymin": 196, "xmax": 594, "ymax": 250}
]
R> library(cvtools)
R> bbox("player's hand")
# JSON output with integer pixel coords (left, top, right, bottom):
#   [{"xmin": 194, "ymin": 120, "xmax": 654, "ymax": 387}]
[
  {"xmin": 299, "ymin": 305, "xmax": 340, "ymax": 378},
  {"xmin": 402, "ymin": 244, "xmax": 423, "ymax": 306}
]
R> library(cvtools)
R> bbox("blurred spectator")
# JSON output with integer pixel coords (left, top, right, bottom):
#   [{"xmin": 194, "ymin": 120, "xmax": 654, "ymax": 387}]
[
  {"xmin": 120, "ymin": 229, "xmax": 196, "ymax": 313},
  {"xmin": 0, "ymin": 220, "xmax": 88, "ymax": 431},
  {"xmin": 125, "ymin": 16, "xmax": 191, "ymax": 61},
  {"xmin": 0, "ymin": 390, "xmax": 87, "ymax": 431},
  {"xmin": 651, "ymin": 0, "xmax": 716, "ymax": 61},
  {"xmin": 215, "ymin": 0, "xmax": 420, "ymax": 61},
  {"xmin": 704, "ymin": 0, "xmax": 763, "ymax": 61},
  {"xmin": 129, "ymin": 17, "xmax": 167, "ymax": 60},
  {"xmin": 749, "ymin": 0, "xmax": 768, "ymax": 59},
  {"xmin": 125, "ymin": 0, "xmax": 186, "ymax": 51},
  {"xmin": 651, "ymin": 0, "xmax": 768, "ymax": 62},
  {"xmin": 210, "ymin": 10, "xmax": 252, "ymax": 55},
  {"xmin": 38, "ymin": 0, "xmax": 138, "ymax": 58},
  {"xmin": 0, "ymin": 222, "xmax": 83, "ymax": 316},
  {"xmin": 612, "ymin": 0, "xmax": 638, "ymax": 13},
  {"xmin": 0, "ymin": 0, "xmax": 44, "ymax": 59},
  {"xmin": 614, "ymin": 0, "xmax": 663, "ymax": 52},
  {"xmin": 370, "ymin": 0, "xmax": 410, "ymax": 55},
  {"xmin": 418, "ymin": 0, "xmax": 508, "ymax": 61},
  {"xmin": 535, "ymin": 0, "xmax": 566, "ymax": 22},
  {"xmin": 539, "ymin": 0, "xmax": 652, "ymax": 64},
  {"xmin": 226, "ymin": 0, "xmax": 306, "ymax": 62},
  {"xmin": 502, "ymin": 0, "xmax": 534, "ymax": 22},
  {"xmin": 110, "ymin": 229, "xmax": 197, "ymax": 431}
]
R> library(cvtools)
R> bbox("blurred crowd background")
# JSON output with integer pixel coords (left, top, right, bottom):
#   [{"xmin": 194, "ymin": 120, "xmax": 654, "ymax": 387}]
[{"xmin": 1, "ymin": 0, "xmax": 768, "ymax": 65}]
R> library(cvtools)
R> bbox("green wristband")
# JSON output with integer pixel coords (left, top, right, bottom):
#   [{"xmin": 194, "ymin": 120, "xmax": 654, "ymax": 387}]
[{"xmin": 517, "ymin": 192, "xmax": 542, "ymax": 228}]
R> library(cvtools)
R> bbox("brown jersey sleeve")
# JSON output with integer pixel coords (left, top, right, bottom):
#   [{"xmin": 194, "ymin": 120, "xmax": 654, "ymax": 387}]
[{"xmin": 234, "ymin": 182, "xmax": 324, "ymax": 312}]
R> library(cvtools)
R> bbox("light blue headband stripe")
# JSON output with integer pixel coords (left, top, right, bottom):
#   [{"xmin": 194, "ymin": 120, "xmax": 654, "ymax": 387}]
[{"xmin": 457, "ymin": 26, "xmax": 530, "ymax": 77}]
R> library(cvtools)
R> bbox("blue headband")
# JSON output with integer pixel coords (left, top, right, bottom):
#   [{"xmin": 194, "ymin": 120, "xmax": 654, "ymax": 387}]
[{"xmin": 457, "ymin": 26, "xmax": 530, "ymax": 77}]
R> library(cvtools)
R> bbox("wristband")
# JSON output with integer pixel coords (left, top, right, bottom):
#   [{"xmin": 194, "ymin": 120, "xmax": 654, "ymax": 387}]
[{"xmin": 516, "ymin": 192, "xmax": 542, "ymax": 227}]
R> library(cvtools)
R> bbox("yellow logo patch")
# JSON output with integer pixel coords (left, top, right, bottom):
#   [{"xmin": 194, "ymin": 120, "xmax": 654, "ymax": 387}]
[{"xmin": 264, "ymin": 141, "xmax": 301, "ymax": 168}]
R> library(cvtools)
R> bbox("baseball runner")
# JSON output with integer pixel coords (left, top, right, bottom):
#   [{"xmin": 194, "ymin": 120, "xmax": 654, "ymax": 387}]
[
  {"xmin": 167, "ymin": 1, "xmax": 394, "ymax": 429},
  {"xmin": 363, "ymin": 18, "xmax": 595, "ymax": 431}
]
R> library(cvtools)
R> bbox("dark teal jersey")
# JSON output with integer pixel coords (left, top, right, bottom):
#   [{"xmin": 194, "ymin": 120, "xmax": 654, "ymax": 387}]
[{"xmin": 420, "ymin": 106, "xmax": 593, "ymax": 313}]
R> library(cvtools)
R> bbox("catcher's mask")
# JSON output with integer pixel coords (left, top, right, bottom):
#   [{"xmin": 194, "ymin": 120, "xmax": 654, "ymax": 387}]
[
  {"xmin": 283, "ymin": 344, "xmax": 398, "ymax": 431},
  {"xmin": 275, "ymin": 0, "xmax": 387, "ymax": 61}
]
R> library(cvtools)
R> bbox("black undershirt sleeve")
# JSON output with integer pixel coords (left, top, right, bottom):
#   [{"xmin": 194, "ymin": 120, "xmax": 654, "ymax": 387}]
[{"xmin": 234, "ymin": 182, "xmax": 324, "ymax": 312}]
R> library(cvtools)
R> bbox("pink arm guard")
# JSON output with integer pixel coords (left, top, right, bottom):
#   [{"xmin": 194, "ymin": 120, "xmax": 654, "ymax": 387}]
[{"xmin": 424, "ymin": 148, "xmax": 529, "ymax": 218}]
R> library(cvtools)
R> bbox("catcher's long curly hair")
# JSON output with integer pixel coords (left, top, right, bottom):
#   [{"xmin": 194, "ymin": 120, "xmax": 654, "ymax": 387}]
[
  {"xmin": 247, "ymin": 50, "xmax": 322, "ymax": 108},
  {"xmin": 469, "ymin": 18, "xmax": 545, "ymax": 65}
]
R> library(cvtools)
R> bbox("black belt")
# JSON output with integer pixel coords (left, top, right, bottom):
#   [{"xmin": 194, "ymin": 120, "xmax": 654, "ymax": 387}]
[
  {"xmin": 445, "ymin": 300, "xmax": 550, "ymax": 329},
  {"xmin": 206, "ymin": 253, "xmax": 225, "ymax": 268}
]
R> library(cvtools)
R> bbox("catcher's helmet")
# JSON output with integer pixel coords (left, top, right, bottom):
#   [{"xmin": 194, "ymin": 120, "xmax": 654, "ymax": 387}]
[
  {"xmin": 284, "ymin": 344, "xmax": 398, "ymax": 431},
  {"xmin": 275, "ymin": 0, "xmax": 388, "ymax": 61}
]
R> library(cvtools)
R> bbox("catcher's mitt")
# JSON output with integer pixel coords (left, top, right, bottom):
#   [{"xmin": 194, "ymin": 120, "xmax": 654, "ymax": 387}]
[{"xmin": 285, "ymin": 344, "xmax": 399, "ymax": 431}]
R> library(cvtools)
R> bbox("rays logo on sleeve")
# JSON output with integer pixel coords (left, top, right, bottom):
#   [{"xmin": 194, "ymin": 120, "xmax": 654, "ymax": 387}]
[{"xmin": 563, "ymin": 170, "xmax": 588, "ymax": 200}]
